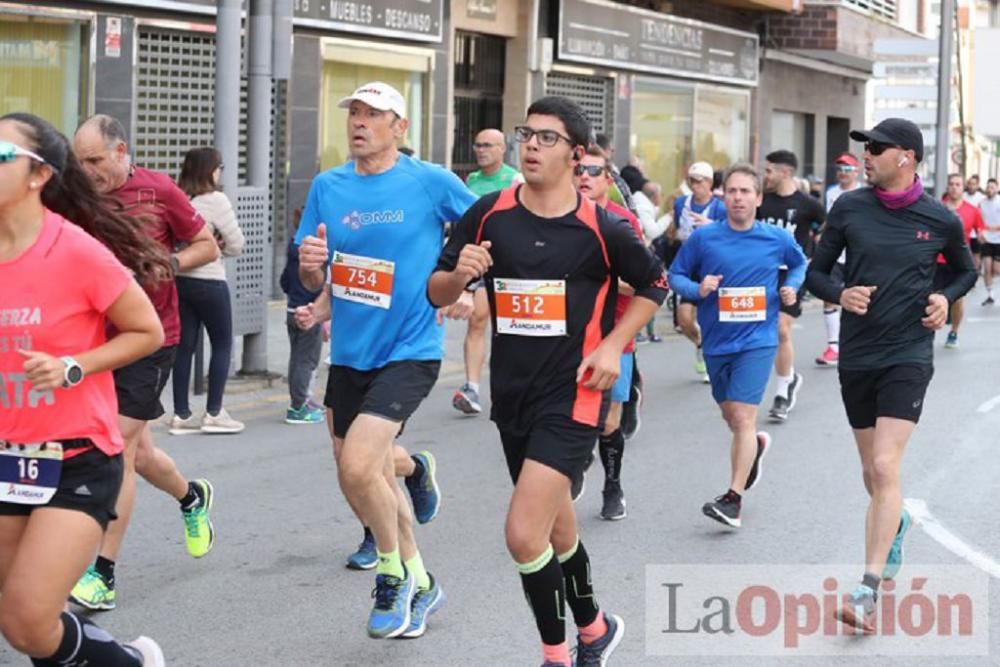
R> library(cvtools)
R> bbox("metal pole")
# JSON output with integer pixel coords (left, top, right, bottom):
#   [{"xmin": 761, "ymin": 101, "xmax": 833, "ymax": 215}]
[
  {"xmin": 241, "ymin": 0, "xmax": 274, "ymax": 373},
  {"xmin": 935, "ymin": 0, "xmax": 956, "ymax": 197},
  {"xmin": 215, "ymin": 0, "xmax": 240, "ymax": 200}
]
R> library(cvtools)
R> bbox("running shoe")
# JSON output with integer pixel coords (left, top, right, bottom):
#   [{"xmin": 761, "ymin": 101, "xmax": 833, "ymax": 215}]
[
  {"xmin": 452, "ymin": 383, "xmax": 482, "ymax": 415},
  {"xmin": 69, "ymin": 565, "xmax": 116, "ymax": 611},
  {"xmin": 573, "ymin": 612, "xmax": 625, "ymax": 666},
  {"xmin": 744, "ymin": 432, "xmax": 771, "ymax": 491},
  {"xmin": 600, "ymin": 483, "xmax": 627, "ymax": 521},
  {"xmin": 405, "ymin": 451, "xmax": 441, "ymax": 524},
  {"xmin": 572, "ymin": 452, "xmax": 594, "ymax": 503},
  {"xmin": 983, "ymin": 296, "xmax": 995, "ymax": 306},
  {"xmin": 168, "ymin": 414, "xmax": 200, "ymax": 436},
  {"xmin": 882, "ymin": 508, "xmax": 912, "ymax": 580},
  {"xmin": 401, "ymin": 572, "xmax": 446, "ymax": 638},
  {"xmin": 620, "ymin": 386, "xmax": 641, "ymax": 440},
  {"xmin": 347, "ymin": 531, "xmax": 377, "ymax": 570},
  {"xmin": 768, "ymin": 395, "xmax": 790, "ymax": 422},
  {"xmin": 635, "ymin": 334, "xmax": 650, "ymax": 345},
  {"xmin": 835, "ymin": 584, "xmax": 877, "ymax": 633},
  {"xmin": 125, "ymin": 637, "xmax": 165, "ymax": 667},
  {"xmin": 694, "ymin": 347, "xmax": 707, "ymax": 376},
  {"xmin": 815, "ymin": 346, "xmax": 839, "ymax": 367},
  {"xmin": 182, "ymin": 479, "xmax": 215, "ymax": 558},
  {"xmin": 368, "ymin": 570, "xmax": 416, "ymax": 638},
  {"xmin": 786, "ymin": 372, "xmax": 804, "ymax": 411},
  {"xmin": 702, "ymin": 492, "xmax": 741, "ymax": 528},
  {"xmin": 648, "ymin": 334, "xmax": 663, "ymax": 343},
  {"xmin": 201, "ymin": 408, "xmax": 245, "ymax": 434},
  {"xmin": 541, "ymin": 662, "xmax": 571, "ymax": 667},
  {"xmin": 286, "ymin": 404, "xmax": 324, "ymax": 424},
  {"xmin": 945, "ymin": 331, "xmax": 959, "ymax": 349}
]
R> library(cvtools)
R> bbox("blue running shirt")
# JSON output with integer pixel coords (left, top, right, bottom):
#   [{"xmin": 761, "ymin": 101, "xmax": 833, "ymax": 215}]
[
  {"xmin": 295, "ymin": 155, "xmax": 476, "ymax": 370},
  {"xmin": 669, "ymin": 221, "xmax": 806, "ymax": 356}
]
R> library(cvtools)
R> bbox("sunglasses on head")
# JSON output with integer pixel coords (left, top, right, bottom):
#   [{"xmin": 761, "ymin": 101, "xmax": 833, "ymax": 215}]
[
  {"xmin": 864, "ymin": 141, "xmax": 899, "ymax": 156},
  {"xmin": 575, "ymin": 164, "xmax": 607, "ymax": 177},
  {"xmin": 835, "ymin": 165, "xmax": 857, "ymax": 173},
  {"xmin": 0, "ymin": 140, "xmax": 48, "ymax": 167}
]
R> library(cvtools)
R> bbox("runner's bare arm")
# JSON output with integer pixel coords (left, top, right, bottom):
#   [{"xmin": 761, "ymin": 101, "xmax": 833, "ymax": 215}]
[{"xmin": 174, "ymin": 224, "xmax": 220, "ymax": 272}]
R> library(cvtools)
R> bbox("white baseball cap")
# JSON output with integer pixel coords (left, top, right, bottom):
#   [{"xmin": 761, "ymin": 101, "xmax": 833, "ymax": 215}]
[
  {"xmin": 687, "ymin": 161, "xmax": 714, "ymax": 181},
  {"xmin": 337, "ymin": 82, "xmax": 407, "ymax": 119}
]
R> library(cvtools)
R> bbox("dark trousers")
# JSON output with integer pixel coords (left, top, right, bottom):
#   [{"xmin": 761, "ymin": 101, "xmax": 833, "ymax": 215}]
[
  {"xmin": 172, "ymin": 277, "xmax": 233, "ymax": 417},
  {"xmin": 286, "ymin": 311, "xmax": 323, "ymax": 409}
]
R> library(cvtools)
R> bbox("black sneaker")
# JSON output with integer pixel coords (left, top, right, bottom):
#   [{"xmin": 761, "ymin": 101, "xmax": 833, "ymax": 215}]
[
  {"xmin": 620, "ymin": 388, "xmax": 641, "ymax": 440},
  {"xmin": 983, "ymin": 296, "xmax": 995, "ymax": 306},
  {"xmin": 744, "ymin": 432, "xmax": 771, "ymax": 491},
  {"xmin": 600, "ymin": 483, "xmax": 627, "ymax": 520},
  {"xmin": 786, "ymin": 372, "xmax": 804, "ymax": 411},
  {"xmin": 571, "ymin": 453, "xmax": 594, "ymax": 503},
  {"xmin": 573, "ymin": 612, "xmax": 625, "ymax": 666},
  {"xmin": 702, "ymin": 492, "xmax": 741, "ymax": 528},
  {"xmin": 768, "ymin": 395, "xmax": 789, "ymax": 422}
]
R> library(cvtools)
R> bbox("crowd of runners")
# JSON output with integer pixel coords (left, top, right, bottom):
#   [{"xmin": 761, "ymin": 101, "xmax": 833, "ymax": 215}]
[{"xmin": 0, "ymin": 80, "xmax": 985, "ymax": 665}]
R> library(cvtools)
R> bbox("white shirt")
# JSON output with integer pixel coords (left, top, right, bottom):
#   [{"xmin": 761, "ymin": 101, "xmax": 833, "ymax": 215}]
[
  {"xmin": 825, "ymin": 181, "xmax": 861, "ymax": 213},
  {"xmin": 980, "ymin": 195, "xmax": 1000, "ymax": 244},
  {"xmin": 965, "ymin": 191, "xmax": 986, "ymax": 208}
]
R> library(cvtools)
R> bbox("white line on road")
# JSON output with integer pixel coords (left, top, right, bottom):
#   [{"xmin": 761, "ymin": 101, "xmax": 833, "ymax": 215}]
[
  {"xmin": 904, "ymin": 498, "xmax": 1000, "ymax": 579},
  {"xmin": 975, "ymin": 394, "xmax": 1000, "ymax": 413}
]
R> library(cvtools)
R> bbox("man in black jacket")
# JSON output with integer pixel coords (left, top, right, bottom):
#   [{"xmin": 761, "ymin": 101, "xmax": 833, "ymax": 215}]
[{"xmin": 806, "ymin": 118, "xmax": 976, "ymax": 632}]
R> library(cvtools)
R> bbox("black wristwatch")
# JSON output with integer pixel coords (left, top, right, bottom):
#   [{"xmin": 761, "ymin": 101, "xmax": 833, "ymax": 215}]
[
  {"xmin": 61, "ymin": 356, "xmax": 84, "ymax": 388},
  {"xmin": 464, "ymin": 279, "xmax": 484, "ymax": 293}
]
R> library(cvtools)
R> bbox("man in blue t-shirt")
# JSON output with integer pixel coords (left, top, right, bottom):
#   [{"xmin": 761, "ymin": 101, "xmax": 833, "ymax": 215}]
[
  {"xmin": 297, "ymin": 82, "xmax": 477, "ymax": 640},
  {"xmin": 672, "ymin": 161, "xmax": 727, "ymax": 382},
  {"xmin": 669, "ymin": 164, "xmax": 805, "ymax": 530}
]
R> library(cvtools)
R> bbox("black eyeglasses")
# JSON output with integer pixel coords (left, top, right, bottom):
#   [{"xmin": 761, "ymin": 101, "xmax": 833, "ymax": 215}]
[
  {"xmin": 865, "ymin": 141, "xmax": 899, "ymax": 156},
  {"xmin": 513, "ymin": 126, "xmax": 574, "ymax": 148},
  {"xmin": 575, "ymin": 164, "xmax": 607, "ymax": 177}
]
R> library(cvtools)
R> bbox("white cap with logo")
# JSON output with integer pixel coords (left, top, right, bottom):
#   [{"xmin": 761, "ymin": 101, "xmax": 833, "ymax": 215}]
[
  {"xmin": 687, "ymin": 161, "xmax": 714, "ymax": 181},
  {"xmin": 337, "ymin": 81, "xmax": 407, "ymax": 119}
]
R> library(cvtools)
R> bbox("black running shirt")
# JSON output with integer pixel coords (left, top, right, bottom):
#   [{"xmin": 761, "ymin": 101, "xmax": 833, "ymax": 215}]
[
  {"xmin": 435, "ymin": 186, "xmax": 668, "ymax": 434},
  {"xmin": 806, "ymin": 189, "xmax": 976, "ymax": 370},
  {"xmin": 757, "ymin": 190, "xmax": 826, "ymax": 254}
]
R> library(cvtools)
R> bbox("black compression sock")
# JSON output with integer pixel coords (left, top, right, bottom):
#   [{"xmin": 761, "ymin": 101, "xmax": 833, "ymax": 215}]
[
  {"xmin": 598, "ymin": 429, "xmax": 625, "ymax": 483},
  {"xmin": 31, "ymin": 612, "xmax": 141, "ymax": 666},
  {"xmin": 179, "ymin": 482, "xmax": 200, "ymax": 511},
  {"xmin": 517, "ymin": 547, "xmax": 567, "ymax": 646},
  {"xmin": 95, "ymin": 556, "xmax": 116, "ymax": 589},
  {"xmin": 558, "ymin": 539, "xmax": 600, "ymax": 627}
]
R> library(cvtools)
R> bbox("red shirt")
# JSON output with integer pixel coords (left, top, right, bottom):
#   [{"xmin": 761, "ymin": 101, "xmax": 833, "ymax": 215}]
[
  {"xmin": 605, "ymin": 200, "xmax": 644, "ymax": 354},
  {"xmin": 937, "ymin": 200, "xmax": 983, "ymax": 264},
  {"xmin": 110, "ymin": 167, "xmax": 205, "ymax": 345},
  {"xmin": 0, "ymin": 211, "xmax": 133, "ymax": 457}
]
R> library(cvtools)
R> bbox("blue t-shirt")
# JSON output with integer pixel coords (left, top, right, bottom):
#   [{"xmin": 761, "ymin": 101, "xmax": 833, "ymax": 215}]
[
  {"xmin": 295, "ymin": 155, "xmax": 476, "ymax": 370},
  {"xmin": 669, "ymin": 221, "xmax": 806, "ymax": 356},
  {"xmin": 673, "ymin": 195, "xmax": 728, "ymax": 242}
]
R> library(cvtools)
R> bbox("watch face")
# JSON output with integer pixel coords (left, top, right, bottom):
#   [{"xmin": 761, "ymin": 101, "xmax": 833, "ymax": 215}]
[{"xmin": 67, "ymin": 366, "xmax": 83, "ymax": 384}]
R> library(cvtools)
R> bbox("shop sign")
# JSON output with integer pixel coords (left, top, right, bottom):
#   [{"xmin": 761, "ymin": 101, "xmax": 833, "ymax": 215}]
[
  {"xmin": 558, "ymin": 0, "xmax": 759, "ymax": 86},
  {"xmin": 467, "ymin": 0, "xmax": 497, "ymax": 20},
  {"xmin": 104, "ymin": 17, "xmax": 122, "ymax": 58},
  {"xmin": 294, "ymin": 0, "xmax": 444, "ymax": 43}
]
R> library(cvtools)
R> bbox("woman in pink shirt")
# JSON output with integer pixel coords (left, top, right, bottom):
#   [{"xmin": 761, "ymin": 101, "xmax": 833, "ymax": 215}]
[{"xmin": 0, "ymin": 113, "xmax": 167, "ymax": 666}]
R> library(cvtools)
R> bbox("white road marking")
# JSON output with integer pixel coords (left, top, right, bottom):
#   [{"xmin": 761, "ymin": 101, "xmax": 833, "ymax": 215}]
[
  {"xmin": 975, "ymin": 394, "xmax": 1000, "ymax": 413},
  {"xmin": 904, "ymin": 498, "xmax": 1000, "ymax": 579}
]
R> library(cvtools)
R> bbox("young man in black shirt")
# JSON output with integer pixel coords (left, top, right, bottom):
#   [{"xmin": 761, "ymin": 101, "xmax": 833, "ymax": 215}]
[
  {"xmin": 757, "ymin": 150, "xmax": 826, "ymax": 422},
  {"xmin": 429, "ymin": 96, "xmax": 667, "ymax": 666},
  {"xmin": 806, "ymin": 118, "xmax": 976, "ymax": 632}
]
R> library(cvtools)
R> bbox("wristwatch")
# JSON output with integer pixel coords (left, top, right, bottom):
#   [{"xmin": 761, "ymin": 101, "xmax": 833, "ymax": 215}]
[
  {"xmin": 61, "ymin": 357, "xmax": 84, "ymax": 388},
  {"xmin": 169, "ymin": 255, "xmax": 181, "ymax": 274}
]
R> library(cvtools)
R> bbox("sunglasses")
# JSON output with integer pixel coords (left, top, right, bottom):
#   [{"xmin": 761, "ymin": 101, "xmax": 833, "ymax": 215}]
[
  {"xmin": 864, "ymin": 141, "xmax": 899, "ymax": 156},
  {"xmin": 835, "ymin": 165, "xmax": 857, "ymax": 173},
  {"xmin": 513, "ymin": 125, "xmax": 574, "ymax": 148},
  {"xmin": 575, "ymin": 164, "xmax": 607, "ymax": 177},
  {"xmin": 0, "ymin": 140, "xmax": 48, "ymax": 167}
]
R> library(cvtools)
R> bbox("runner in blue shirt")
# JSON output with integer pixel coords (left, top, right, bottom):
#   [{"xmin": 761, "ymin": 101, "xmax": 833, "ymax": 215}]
[
  {"xmin": 669, "ymin": 164, "xmax": 806, "ymax": 529},
  {"xmin": 296, "ymin": 82, "xmax": 476, "ymax": 640}
]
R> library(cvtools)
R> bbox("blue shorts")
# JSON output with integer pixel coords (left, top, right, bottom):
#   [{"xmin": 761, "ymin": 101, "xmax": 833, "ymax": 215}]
[
  {"xmin": 611, "ymin": 352, "xmax": 634, "ymax": 403},
  {"xmin": 705, "ymin": 346, "xmax": 776, "ymax": 405}
]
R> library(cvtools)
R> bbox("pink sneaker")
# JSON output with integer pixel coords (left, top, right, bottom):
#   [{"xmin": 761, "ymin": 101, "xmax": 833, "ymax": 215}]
[{"xmin": 815, "ymin": 346, "xmax": 839, "ymax": 366}]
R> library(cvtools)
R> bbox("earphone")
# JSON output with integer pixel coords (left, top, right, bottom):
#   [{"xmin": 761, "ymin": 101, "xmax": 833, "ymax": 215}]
[{"xmin": 897, "ymin": 156, "xmax": 908, "ymax": 167}]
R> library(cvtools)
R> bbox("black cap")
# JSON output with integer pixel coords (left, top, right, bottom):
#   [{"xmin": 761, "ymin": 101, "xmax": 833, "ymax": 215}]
[{"xmin": 849, "ymin": 118, "xmax": 924, "ymax": 162}]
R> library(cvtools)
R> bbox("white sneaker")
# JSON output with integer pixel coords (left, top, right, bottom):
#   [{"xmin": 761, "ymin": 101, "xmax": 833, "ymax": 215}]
[
  {"xmin": 168, "ymin": 414, "xmax": 200, "ymax": 436},
  {"xmin": 201, "ymin": 408, "xmax": 245, "ymax": 434},
  {"xmin": 126, "ymin": 636, "xmax": 165, "ymax": 666}
]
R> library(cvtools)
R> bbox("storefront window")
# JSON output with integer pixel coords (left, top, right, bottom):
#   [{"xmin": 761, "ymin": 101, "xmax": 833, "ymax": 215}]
[
  {"xmin": 630, "ymin": 79, "xmax": 694, "ymax": 199},
  {"xmin": 0, "ymin": 17, "xmax": 86, "ymax": 136},
  {"xmin": 694, "ymin": 87, "xmax": 750, "ymax": 170},
  {"xmin": 770, "ymin": 110, "xmax": 810, "ymax": 166}
]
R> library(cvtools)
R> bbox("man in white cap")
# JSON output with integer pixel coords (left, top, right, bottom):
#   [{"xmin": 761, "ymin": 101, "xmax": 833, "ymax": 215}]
[
  {"xmin": 296, "ymin": 81, "xmax": 477, "ymax": 639},
  {"xmin": 671, "ymin": 161, "xmax": 728, "ymax": 382}
]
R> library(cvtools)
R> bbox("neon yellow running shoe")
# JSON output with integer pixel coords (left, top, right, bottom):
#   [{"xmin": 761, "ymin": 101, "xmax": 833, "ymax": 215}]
[
  {"xmin": 69, "ymin": 565, "xmax": 116, "ymax": 611},
  {"xmin": 182, "ymin": 479, "xmax": 215, "ymax": 558}
]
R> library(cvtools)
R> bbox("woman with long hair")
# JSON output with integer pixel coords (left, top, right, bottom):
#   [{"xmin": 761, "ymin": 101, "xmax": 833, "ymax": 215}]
[
  {"xmin": 169, "ymin": 146, "xmax": 245, "ymax": 435},
  {"xmin": 0, "ymin": 112, "xmax": 166, "ymax": 664}
]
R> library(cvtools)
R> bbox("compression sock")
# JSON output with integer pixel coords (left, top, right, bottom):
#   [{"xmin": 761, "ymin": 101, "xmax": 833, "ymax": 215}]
[
  {"xmin": 31, "ymin": 612, "xmax": 141, "ymax": 666},
  {"xmin": 558, "ymin": 537, "xmax": 601, "ymax": 629}
]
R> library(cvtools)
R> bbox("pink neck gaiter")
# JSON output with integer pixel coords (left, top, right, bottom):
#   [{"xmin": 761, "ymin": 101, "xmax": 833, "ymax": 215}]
[{"xmin": 874, "ymin": 175, "xmax": 923, "ymax": 210}]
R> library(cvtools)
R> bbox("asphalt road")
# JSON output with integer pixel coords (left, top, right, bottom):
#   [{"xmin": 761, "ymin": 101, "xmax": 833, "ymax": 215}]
[{"xmin": 2, "ymin": 296, "xmax": 998, "ymax": 666}]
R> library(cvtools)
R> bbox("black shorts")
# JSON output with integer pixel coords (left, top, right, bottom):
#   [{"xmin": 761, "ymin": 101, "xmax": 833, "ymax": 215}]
[
  {"xmin": 838, "ymin": 364, "xmax": 934, "ymax": 430},
  {"xmin": 970, "ymin": 238, "xmax": 981, "ymax": 254},
  {"xmin": 0, "ymin": 444, "xmax": 123, "ymax": 530},
  {"xmin": 981, "ymin": 242, "xmax": 1000, "ymax": 259},
  {"xmin": 324, "ymin": 360, "xmax": 440, "ymax": 439},
  {"xmin": 114, "ymin": 345, "xmax": 176, "ymax": 421},
  {"xmin": 498, "ymin": 415, "xmax": 598, "ymax": 483},
  {"xmin": 778, "ymin": 268, "xmax": 806, "ymax": 318}
]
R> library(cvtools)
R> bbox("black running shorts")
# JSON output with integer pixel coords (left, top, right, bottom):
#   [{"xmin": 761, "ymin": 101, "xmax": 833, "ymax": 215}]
[
  {"xmin": 114, "ymin": 345, "xmax": 176, "ymax": 421},
  {"xmin": 838, "ymin": 364, "xmax": 934, "ymax": 430},
  {"xmin": 324, "ymin": 360, "xmax": 440, "ymax": 439},
  {"xmin": 498, "ymin": 415, "xmax": 598, "ymax": 484},
  {"xmin": 0, "ymin": 444, "xmax": 123, "ymax": 530}
]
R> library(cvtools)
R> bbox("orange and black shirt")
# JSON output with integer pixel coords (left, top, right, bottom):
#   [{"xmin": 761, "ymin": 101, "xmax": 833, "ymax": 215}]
[{"xmin": 435, "ymin": 185, "xmax": 667, "ymax": 434}]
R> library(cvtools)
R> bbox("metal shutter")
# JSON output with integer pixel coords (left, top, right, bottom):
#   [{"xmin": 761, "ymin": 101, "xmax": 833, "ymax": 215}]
[{"xmin": 545, "ymin": 72, "xmax": 614, "ymax": 136}]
